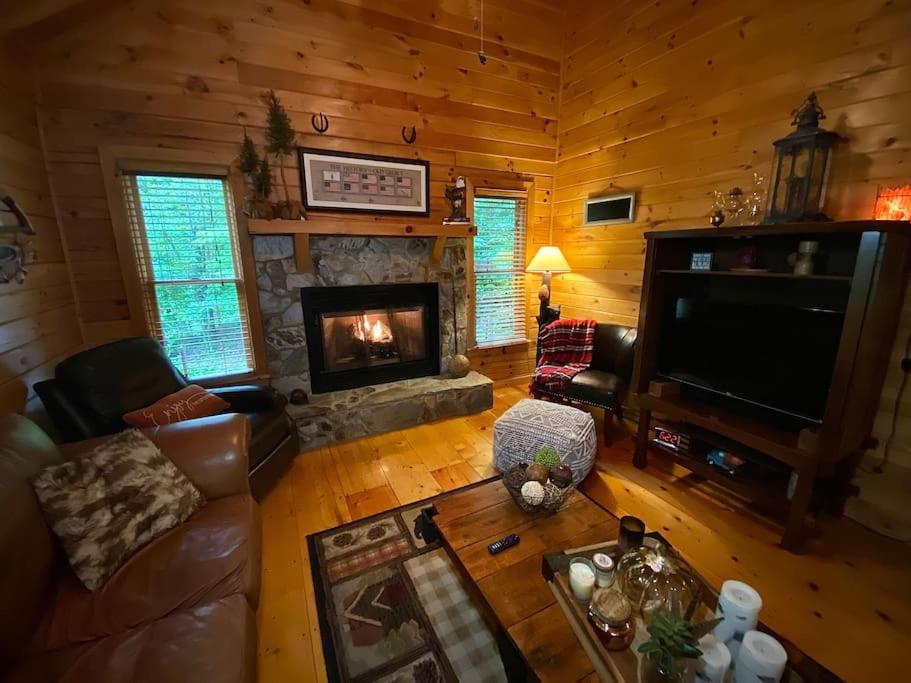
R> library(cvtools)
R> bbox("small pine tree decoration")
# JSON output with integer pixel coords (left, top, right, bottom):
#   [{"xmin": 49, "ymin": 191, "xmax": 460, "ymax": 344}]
[
  {"xmin": 254, "ymin": 156, "xmax": 272, "ymax": 202},
  {"xmin": 264, "ymin": 90, "xmax": 296, "ymax": 204},
  {"xmin": 238, "ymin": 132, "xmax": 260, "ymax": 178}
]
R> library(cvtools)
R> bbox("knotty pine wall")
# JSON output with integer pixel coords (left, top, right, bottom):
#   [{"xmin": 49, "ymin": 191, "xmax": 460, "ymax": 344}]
[
  {"xmin": 552, "ymin": 0, "xmax": 911, "ymax": 538},
  {"xmin": 0, "ymin": 48, "xmax": 82, "ymax": 415},
  {"xmin": 30, "ymin": 0, "xmax": 564, "ymax": 382}
]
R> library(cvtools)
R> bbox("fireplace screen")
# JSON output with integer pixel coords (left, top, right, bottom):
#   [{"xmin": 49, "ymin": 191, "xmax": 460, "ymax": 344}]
[
  {"xmin": 320, "ymin": 306, "xmax": 427, "ymax": 373},
  {"xmin": 301, "ymin": 283, "xmax": 440, "ymax": 393}
]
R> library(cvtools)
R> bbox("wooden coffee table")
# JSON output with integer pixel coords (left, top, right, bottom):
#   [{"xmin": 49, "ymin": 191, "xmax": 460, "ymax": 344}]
[
  {"xmin": 433, "ymin": 479, "xmax": 618, "ymax": 682},
  {"xmin": 434, "ymin": 480, "xmax": 839, "ymax": 683}
]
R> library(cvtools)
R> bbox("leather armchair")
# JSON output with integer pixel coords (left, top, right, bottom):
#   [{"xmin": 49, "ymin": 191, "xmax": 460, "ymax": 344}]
[
  {"xmin": 34, "ymin": 337, "xmax": 299, "ymax": 498},
  {"xmin": 532, "ymin": 323, "xmax": 637, "ymax": 445}
]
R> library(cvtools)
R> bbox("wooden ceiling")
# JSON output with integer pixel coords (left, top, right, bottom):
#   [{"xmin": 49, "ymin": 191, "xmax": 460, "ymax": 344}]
[{"xmin": 0, "ymin": 0, "xmax": 129, "ymax": 45}]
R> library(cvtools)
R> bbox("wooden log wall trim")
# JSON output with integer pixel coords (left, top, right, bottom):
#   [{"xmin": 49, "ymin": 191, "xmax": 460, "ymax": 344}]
[
  {"xmin": 552, "ymin": 0, "xmax": 911, "ymax": 538},
  {"xmin": 0, "ymin": 47, "xmax": 82, "ymax": 415},
  {"xmin": 29, "ymin": 0, "xmax": 563, "ymax": 382}
]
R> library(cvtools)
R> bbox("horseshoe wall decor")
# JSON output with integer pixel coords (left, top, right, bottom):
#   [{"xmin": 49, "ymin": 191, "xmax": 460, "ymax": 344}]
[
  {"xmin": 311, "ymin": 112, "xmax": 329, "ymax": 134},
  {"xmin": 402, "ymin": 126, "xmax": 417, "ymax": 144}
]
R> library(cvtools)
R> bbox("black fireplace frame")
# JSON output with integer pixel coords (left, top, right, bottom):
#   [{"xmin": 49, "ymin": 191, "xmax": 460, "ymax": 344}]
[{"xmin": 300, "ymin": 283, "xmax": 440, "ymax": 394}]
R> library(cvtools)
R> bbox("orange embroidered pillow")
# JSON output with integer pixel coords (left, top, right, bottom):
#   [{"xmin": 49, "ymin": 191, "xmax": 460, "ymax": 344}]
[{"xmin": 123, "ymin": 385, "xmax": 229, "ymax": 427}]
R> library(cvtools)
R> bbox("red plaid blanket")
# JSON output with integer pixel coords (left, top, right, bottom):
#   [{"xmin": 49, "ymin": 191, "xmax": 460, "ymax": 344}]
[{"xmin": 531, "ymin": 318, "xmax": 597, "ymax": 393}]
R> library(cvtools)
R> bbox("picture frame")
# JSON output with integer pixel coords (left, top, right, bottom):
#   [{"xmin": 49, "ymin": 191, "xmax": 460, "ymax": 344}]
[
  {"xmin": 583, "ymin": 192, "xmax": 636, "ymax": 226},
  {"xmin": 298, "ymin": 148, "xmax": 430, "ymax": 216}
]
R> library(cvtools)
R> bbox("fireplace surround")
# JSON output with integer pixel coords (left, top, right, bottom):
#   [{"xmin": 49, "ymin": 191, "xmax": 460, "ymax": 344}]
[
  {"xmin": 253, "ymin": 234, "xmax": 492, "ymax": 449},
  {"xmin": 301, "ymin": 283, "xmax": 440, "ymax": 393}
]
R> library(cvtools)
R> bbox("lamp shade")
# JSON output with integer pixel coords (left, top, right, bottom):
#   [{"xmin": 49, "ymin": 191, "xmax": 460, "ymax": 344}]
[{"xmin": 526, "ymin": 245, "xmax": 571, "ymax": 273}]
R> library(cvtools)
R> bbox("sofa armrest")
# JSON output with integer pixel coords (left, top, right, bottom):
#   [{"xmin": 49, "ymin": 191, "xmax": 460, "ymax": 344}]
[
  {"xmin": 60, "ymin": 414, "xmax": 251, "ymax": 500},
  {"xmin": 209, "ymin": 385, "xmax": 286, "ymax": 413}
]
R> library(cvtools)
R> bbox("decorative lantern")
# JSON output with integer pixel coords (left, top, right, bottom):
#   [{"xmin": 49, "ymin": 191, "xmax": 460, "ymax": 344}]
[{"xmin": 763, "ymin": 93, "xmax": 838, "ymax": 224}]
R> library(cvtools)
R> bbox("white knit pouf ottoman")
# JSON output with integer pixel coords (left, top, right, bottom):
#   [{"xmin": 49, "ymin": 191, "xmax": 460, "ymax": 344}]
[{"xmin": 493, "ymin": 399, "xmax": 597, "ymax": 485}]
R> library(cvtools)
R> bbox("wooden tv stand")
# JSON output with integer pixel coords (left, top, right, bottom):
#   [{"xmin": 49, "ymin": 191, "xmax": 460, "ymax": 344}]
[{"xmin": 631, "ymin": 221, "xmax": 911, "ymax": 551}]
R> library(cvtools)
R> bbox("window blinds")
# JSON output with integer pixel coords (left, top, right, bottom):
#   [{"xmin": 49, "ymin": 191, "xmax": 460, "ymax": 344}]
[
  {"xmin": 474, "ymin": 195, "xmax": 528, "ymax": 346},
  {"xmin": 121, "ymin": 173, "xmax": 255, "ymax": 379}
]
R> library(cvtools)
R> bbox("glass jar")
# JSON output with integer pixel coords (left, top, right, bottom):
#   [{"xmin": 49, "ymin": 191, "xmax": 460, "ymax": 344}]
[
  {"xmin": 616, "ymin": 542, "xmax": 699, "ymax": 622},
  {"xmin": 588, "ymin": 588, "xmax": 635, "ymax": 651},
  {"xmin": 593, "ymin": 552, "xmax": 615, "ymax": 588}
]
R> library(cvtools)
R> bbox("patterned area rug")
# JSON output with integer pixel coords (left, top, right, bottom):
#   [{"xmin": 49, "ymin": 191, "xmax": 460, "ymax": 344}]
[{"xmin": 308, "ymin": 482, "xmax": 507, "ymax": 683}]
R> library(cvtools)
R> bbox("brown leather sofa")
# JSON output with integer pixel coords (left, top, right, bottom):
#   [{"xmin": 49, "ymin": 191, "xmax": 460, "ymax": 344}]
[{"xmin": 0, "ymin": 412, "xmax": 260, "ymax": 683}]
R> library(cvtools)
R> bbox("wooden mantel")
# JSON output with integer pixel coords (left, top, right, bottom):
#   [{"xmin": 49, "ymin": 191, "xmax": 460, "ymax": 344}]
[{"xmin": 247, "ymin": 218, "xmax": 476, "ymax": 271}]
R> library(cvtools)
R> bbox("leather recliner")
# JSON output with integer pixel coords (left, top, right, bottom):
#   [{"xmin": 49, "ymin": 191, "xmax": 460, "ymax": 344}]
[
  {"xmin": 533, "ymin": 323, "xmax": 638, "ymax": 445},
  {"xmin": 34, "ymin": 337, "xmax": 299, "ymax": 499},
  {"xmin": 0, "ymin": 412, "xmax": 259, "ymax": 683}
]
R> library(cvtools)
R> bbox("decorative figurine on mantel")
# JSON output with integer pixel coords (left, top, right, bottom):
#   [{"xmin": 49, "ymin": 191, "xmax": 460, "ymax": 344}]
[{"xmin": 443, "ymin": 176, "xmax": 470, "ymax": 224}]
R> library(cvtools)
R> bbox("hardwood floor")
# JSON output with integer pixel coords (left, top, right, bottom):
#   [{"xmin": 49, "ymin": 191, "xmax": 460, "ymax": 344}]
[{"xmin": 257, "ymin": 384, "xmax": 910, "ymax": 682}]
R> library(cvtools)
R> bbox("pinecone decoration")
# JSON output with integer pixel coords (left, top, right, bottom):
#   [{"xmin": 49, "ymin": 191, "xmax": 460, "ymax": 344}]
[
  {"xmin": 504, "ymin": 464, "xmax": 527, "ymax": 490},
  {"xmin": 542, "ymin": 481, "xmax": 563, "ymax": 509}
]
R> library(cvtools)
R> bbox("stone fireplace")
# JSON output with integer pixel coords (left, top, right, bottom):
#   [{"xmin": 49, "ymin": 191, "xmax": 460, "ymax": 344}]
[{"xmin": 253, "ymin": 234, "xmax": 492, "ymax": 449}]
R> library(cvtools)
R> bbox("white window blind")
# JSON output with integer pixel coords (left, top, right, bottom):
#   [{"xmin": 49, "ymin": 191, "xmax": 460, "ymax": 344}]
[
  {"xmin": 474, "ymin": 194, "xmax": 528, "ymax": 346},
  {"xmin": 121, "ymin": 173, "xmax": 255, "ymax": 379}
]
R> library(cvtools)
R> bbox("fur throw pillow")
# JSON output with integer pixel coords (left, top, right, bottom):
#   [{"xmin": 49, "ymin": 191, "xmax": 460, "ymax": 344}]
[{"xmin": 32, "ymin": 430, "xmax": 205, "ymax": 590}]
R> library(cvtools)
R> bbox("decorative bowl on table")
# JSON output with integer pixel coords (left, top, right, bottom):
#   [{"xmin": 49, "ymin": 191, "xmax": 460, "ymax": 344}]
[{"xmin": 501, "ymin": 459, "xmax": 574, "ymax": 513}]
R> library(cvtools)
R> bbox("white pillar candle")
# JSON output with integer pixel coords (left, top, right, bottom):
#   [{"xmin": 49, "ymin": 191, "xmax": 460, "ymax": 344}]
[
  {"xmin": 733, "ymin": 631, "xmax": 787, "ymax": 683},
  {"xmin": 713, "ymin": 580, "xmax": 762, "ymax": 659},
  {"xmin": 568, "ymin": 558, "xmax": 596, "ymax": 604},
  {"xmin": 696, "ymin": 634, "xmax": 731, "ymax": 683}
]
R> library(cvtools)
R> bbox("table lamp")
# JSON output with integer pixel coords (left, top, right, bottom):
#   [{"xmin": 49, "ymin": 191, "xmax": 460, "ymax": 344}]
[{"xmin": 527, "ymin": 245, "xmax": 571, "ymax": 329}]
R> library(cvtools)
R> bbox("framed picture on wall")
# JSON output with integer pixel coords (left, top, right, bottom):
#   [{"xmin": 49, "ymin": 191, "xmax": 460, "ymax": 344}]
[{"xmin": 298, "ymin": 148, "xmax": 430, "ymax": 216}]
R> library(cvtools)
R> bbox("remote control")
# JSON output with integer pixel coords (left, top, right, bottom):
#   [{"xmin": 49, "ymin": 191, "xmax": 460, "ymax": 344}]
[{"xmin": 488, "ymin": 534, "xmax": 520, "ymax": 555}]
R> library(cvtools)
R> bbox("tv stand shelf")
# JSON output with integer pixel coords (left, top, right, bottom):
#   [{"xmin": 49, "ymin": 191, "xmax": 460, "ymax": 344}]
[
  {"xmin": 632, "ymin": 221, "xmax": 911, "ymax": 551},
  {"xmin": 647, "ymin": 437, "xmax": 790, "ymax": 517},
  {"xmin": 658, "ymin": 269, "xmax": 852, "ymax": 282},
  {"xmin": 638, "ymin": 394, "xmax": 817, "ymax": 471}
]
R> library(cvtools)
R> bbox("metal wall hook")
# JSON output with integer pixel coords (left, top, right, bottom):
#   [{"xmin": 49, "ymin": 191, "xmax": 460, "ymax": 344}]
[
  {"xmin": 1, "ymin": 196, "xmax": 36, "ymax": 235},
  {"xmin": 402, "ymin": 126, "xmax": 417, "ymax": 144},
  {"xmin": 311, "ymin": 112, "xmax": 329, "ymax": 134}
]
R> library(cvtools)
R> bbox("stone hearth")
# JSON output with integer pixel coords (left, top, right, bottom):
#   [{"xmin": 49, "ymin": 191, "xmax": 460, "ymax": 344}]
[
  {"xmin": 287, "ymin": 372, "xmax": 492, "ymax": 450},
  {"xmin": 253, "ymin": 233, "xmax": 493, "ymax": 450}
]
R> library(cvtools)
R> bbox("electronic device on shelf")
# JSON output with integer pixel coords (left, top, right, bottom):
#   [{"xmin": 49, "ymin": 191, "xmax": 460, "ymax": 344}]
[
  {"xmin": 488, "ymin": 534, "xmax": 519, "ymax": 555},
  {"xmin": 652, "ymin": 426, "xmax": 690, "ymax": 453}
]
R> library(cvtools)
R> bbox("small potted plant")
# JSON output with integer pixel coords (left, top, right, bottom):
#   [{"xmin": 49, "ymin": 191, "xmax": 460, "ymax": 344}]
[
  {"xmin": 264, "ymin": 90, "xmax": 303, "ymax": 220},
  {"xmin": 637, "ymin": 613, "xmax": 721, "ymax": 683}
]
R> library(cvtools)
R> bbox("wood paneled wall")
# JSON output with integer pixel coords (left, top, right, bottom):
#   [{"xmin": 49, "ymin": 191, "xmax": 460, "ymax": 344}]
[
  {"xmin": 551, "ymin": 0, "xmax": 911, "ymax": 536},
  {"xmin": 30, "ymin": 0, "xmax": 563, "ymax": 381},
  {"xmin": 0, "ymin": 48, "xmax": 82, "ymax": 414}
]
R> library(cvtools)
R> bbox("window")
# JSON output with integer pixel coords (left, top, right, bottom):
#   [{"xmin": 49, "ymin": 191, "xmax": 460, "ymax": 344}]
[
  {"xmin": 473, "ymin": 193, "xmax": 528, "ymax": 346},
  {"xmin": 121, "ymin": 174, "xmax": 254, "ymax": 379}
]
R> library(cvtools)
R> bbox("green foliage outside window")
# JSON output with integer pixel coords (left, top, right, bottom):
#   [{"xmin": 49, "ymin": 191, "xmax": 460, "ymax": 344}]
[
  {"xmin": 474, "ymin": 197, "xmax": 526, "ymax": 345},
  {"xmin": 135, "ymin": 175, "xmax": 252, "ymax": 379}
]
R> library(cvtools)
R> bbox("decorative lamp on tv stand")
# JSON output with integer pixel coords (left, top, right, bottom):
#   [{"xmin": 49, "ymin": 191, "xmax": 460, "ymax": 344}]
[{"xmin": 526, "ymin": 245, "xmax": 571, "ymax": 361}]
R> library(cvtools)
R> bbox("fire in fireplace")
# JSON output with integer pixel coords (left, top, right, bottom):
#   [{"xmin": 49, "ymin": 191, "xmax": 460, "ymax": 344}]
[
  {"xmin": 321, "ymin": 307, "xmax": 426, "ymax": 372},
  {"xmin": 301, "ymin": 283, "xmax": 440, "ymax": 393}
]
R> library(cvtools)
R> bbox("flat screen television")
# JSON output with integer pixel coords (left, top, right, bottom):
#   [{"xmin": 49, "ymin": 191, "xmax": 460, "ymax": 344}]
[{"xmin": 657, "ymin": 295, "xmax": 846, "ymax": 424}]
